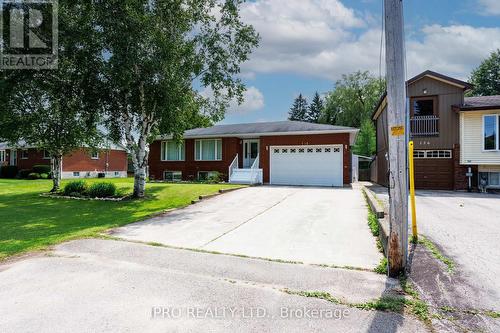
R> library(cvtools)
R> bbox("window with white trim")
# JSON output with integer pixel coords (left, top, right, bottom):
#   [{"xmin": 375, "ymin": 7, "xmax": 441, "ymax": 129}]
[
  {"xmin": 483, "ymin": 115, "xmax": 499, "ymax": 151},
  {"xmin": 161, "ymin": 140, "xmax": 185, "ymax": 161},
  {"xmin": 197, "ymin": 171, "xmax": 218, "ymax": 181},
  {"xmin": 480, "ymin": 172, "xmax": 500, "ymax": 187},
  {"xmin": 164, "ymin": 171, "xmax": 182, "ymax": 181},
  {"xmin": 73, "ymin": 172, "xmax": 80, "ymax": 177},
  {"xmin": 114, "ymin": 171, "xmax": 120, "ymax": 176},
  {"xmin": 413, "ymin": 150, "xmax": 451, "ymax": 159},
  {"xmin": 195, "ymin": 139, "xmax": 222, "ymax": 161},
  {"xmin": 43, "ymin": 150, "xmax": 51, "ymax": 159},
  {"xmin": 91, "ymin": 151, "xmax": 99, "ymax": 159},
  {"xmin": 0, "ymin": 150, "xmax": 5, "ymax": 162},
  {"xmin": 21, "ymin": 149, "xmax": 28, "ymax": 159}
]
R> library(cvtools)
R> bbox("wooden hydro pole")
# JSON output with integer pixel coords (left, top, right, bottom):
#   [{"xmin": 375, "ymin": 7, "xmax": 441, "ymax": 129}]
[{"xmin": 384, "ymin": 0, "xmax": 409, "ymax": 277}]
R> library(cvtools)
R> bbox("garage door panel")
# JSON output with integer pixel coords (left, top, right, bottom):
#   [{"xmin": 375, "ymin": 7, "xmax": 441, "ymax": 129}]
[
  {"xmin": 270, "ymin": 145, "xmax": 343, "ymax": 186},
  {"xmin": 414, "ymin": 159, "xmax": 453, "ymax": 190}
]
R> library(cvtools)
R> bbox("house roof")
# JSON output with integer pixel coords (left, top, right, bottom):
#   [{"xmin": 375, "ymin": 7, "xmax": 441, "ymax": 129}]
[
  {"xmin": 455, "ymin": 95, "xmax": 500, "ymax": 111},
  {"xmin": 372, "ymin": 70, "xmax": 474, "ymax": 120},
  {"xmin": 159, "ymin": 121, "xmax": 358, "ymax": 140}
]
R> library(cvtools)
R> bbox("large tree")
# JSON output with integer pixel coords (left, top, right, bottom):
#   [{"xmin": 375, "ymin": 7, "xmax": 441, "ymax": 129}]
[
  {"xmin": 469, "ymin": 49, "xmax": 500, "ymax": 96},
  {"xmin": 0, "ymin": 2, "xmax": 103, "ymax": 192},
  {"xmin": 288, "ymin": 94, "xmax": 308, "ymax": 121},
  {"xmin": 320, "ymin": 71, "xmax": 385, "ymax": 128},
  {"xmin": 97, "ymin": 0, "xmax": 259, "ymax": 198},
  {"xmin": 305, "ymin": 91, "xmax": 323, "ymax": 123}
]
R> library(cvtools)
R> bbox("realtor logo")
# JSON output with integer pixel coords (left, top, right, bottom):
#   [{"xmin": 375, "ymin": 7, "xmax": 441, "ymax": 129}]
[{"xmin": 0, "ymin": 0, "xmax": 58, "ymax": 69}]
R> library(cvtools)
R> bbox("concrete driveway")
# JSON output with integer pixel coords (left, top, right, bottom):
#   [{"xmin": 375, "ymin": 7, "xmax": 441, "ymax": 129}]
[
  {"xmin": 113, "ymin": 186, "xmax": 382, "ymax": 269},
  {"xmin": 412, "ymin": 191, "xmax": 500, "ymax": 311}
]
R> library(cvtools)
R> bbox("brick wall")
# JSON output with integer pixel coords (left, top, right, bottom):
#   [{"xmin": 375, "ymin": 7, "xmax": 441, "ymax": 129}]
[
  {"xmin": 453, "ymin": 144, "xmax": 478, "ymax": 191},
  {"xmin": 63, "ymin": 149, "xmax": 128, "ymax": 172},
  {"xmin": 148, "ymin": 137, "xmax": 241, "ymax": 181}
]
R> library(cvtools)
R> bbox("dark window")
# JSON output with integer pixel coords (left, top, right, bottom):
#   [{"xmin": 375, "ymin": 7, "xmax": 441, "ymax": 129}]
[
  {"xmin": 21, "ymin": 150, "xmax": 29, "ymax": 159},
  {"xmin": 412, "ymin": 98, "xmax": 435, "ymax": 117},
  {"xmin": 484, "ymin": 115, "xmax": 498, "ymax": 150}
]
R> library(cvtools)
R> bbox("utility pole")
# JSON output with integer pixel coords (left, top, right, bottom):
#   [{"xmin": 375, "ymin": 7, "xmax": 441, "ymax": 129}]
[{"xmin": 384, "ymin": 0, "xmax": 408, "ymax": 277}]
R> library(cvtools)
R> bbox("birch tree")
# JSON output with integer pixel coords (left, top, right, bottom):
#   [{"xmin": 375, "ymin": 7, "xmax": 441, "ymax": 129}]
[{"xmin": 97, "ymin": 0, "xmax": 259, "ymax": 197}]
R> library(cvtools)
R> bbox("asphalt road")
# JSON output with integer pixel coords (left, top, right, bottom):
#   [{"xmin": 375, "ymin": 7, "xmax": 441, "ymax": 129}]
[
  {"xmin": 0, "ymin": 239, "xmax": 427, "ymax": 333},
  {"xmin": 113, "ymin": 186, "xmax": 382, "ymax": 269}
]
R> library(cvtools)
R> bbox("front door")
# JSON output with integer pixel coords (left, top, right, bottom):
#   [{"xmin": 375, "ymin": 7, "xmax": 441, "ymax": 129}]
[{"xmin": 243, "ymin": 139, "xmax": 259, "ymax": 168}]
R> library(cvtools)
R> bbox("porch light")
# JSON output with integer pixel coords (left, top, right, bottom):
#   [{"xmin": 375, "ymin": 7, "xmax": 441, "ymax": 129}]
[{"xmin": 423, "ymin": 88, "xmax": 428, "ymax": 94}]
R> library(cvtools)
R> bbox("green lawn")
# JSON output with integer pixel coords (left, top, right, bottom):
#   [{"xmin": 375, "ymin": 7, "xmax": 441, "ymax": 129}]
[{"xmin": 0, "ymin": 178, "xmax": 243, "ymax": 260}]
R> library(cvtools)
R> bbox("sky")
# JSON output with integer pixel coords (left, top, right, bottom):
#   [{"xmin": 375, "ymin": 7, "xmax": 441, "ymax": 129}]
[{"xmin": 219, "ymin": 0, "xmax": 500, "ymax": 124}]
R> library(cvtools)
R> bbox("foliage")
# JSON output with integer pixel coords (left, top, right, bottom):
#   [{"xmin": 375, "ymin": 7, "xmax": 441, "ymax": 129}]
[
  {"xmin": 418, "ymin": 236, "xmax": 455, "ymax": 273},
  {"xmin": 97, "ymin": 0, "xmax": 259, "ymax": 198},
  {"xmin": 288, "ymin": 94, "xmax": 308, "ymax": 121},
  {"xmin": 33, "ymin": 165, "xmax": 51, "ymax": 174},
  {"xmin": 374, "ymin": 257, "xmax": 388, "ymax": 274},
  {"xmin": 17, "ymin": 169, "xmax": 32, "ymax": 179},
  {"xmin": 367, "ymin": 205, "xmax": 380, "ymax": 237},
  {"xmin": 305, "ymin": 92, "xmax": 324, "ymax": 123},
  {"xmin": 320, "ymin": 71, "xmax": 385, "ymax": 128},
  {"xmin": 87, "ymin": 182, "xmax": 117, "ymax": 198},
  {"xmin": 27, "ymin": 173, "xmax": 41, "ymax": 180},
  {"xmin": 0, "ymin": 2, "xmax": 103, "ymax": 192},
  {"xmin": 40, "ymin": 173, "xmax": 49, "ymax": 179},
  {"xmin": 0, "ymin": 178, "xmax": 242, "ymax": 259},
  {"xmin": 468, "ymin": 49, "xmax": 500, "ymax": 96},
  {"xmin": 0, "ymin": 166, "xmax": 18, "ymax": 179},
  {"xmin": 205, "ymin": 172, "xmax": 224, "ymax": 184},
  {"xmin": 63, "ymin": 180, "xmax": 88, "ymax": 196},
  {"xmin": 354, "ymin": 119, "xmax": 376, "ymax": 156}
]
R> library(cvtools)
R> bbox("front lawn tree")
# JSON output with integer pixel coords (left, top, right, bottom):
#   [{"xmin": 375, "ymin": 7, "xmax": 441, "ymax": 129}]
[
  {"xmin": 305, "ymin": 91, "xmax": 323, "ymax": 123},
  {"xmin": 0, "ymin": 2, "xmax": 103, "ymax": 192},
  {"xmin": 97, "ymin": 0, "xmax": 259, "ymax": 198}
]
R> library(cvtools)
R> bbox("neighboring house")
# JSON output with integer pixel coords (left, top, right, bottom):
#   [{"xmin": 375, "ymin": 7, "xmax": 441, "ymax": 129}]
[
  {"xmin": 149, "ymin": 121, "xmax": 359, "ymax": 186},
  {"xmin": 0, "ymin": 142, "xmax": 128, "ymax": 179},
  {"xmin": 372, "ymin": 70, "xmax": 500, "ymax": 191},
  {"xmin": 455, "ymin": 95, "xmax": 500, "ymax": 190}
]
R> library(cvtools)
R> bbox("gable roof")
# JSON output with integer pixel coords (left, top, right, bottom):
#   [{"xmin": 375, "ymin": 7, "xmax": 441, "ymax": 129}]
[
  {"xmin": 372, "ymin": 70, "xmax": 474, "ymax": 120},
  {"xmin": 157, "ymin": 121, "xmax": 358, "ymax": 142},
  {"xmin": 455, "ymin": 95, "xmax": 500, "ymax": 111}
]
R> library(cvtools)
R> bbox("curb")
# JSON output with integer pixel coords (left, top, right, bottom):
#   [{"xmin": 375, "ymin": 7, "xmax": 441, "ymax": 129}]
[
  {"xmin": 191, "ymin": 186, "xmax": 246, "ymax": 204},
  {"xmin": 363, "ymin": 186, "xmax": 390, "ymax": 256}
]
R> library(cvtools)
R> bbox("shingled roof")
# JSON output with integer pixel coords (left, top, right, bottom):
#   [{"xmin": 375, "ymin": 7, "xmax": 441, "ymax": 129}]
[
  {"xmin": 456, "ymin": 95, "xmax": 500, "ymax": 111},
  {"xmin": 158, "ymin": 121, "xmax": 358, "ymax": 140}
]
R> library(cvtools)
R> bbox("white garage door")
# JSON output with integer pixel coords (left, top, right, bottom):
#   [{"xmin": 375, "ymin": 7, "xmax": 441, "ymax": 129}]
[{"xmin": 270, "ymin": 145, "xmax": 343, "ymax": 186}]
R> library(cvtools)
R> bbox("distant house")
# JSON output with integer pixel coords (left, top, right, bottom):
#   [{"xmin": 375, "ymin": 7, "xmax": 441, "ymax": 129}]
[
  {"xmin": 372, "ymin": 70, "xmax": 500, "ymax": 191},
  {"xmin": 148, "ymin": 121, "xmax": 358, "ymax": 186},
  {"xmin": 0, "ymin": 142, "xmax": 128, "ymax": 179}
]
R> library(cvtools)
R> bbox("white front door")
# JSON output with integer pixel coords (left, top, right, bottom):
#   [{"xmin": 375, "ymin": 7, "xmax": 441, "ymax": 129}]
[
  {"xmin": 243, "ymin": 139, "xmax": 259, "ymax": 168},
  {"xmin": 270, "ymin": 145, "xmax": 343, "ymax": 186}
]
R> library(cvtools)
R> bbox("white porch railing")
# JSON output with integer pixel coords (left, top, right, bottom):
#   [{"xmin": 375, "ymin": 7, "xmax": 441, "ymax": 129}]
[
  {"xmin": 410, "ymin": 115, "xmax": 439, "ymax": 136},
  {"xmin": 228, "ymin": 154, "xmax": 238, "ymax": 181},
  {"xmin": 249, "ymin": 153, "xmax": 263, "ymax": 184}
]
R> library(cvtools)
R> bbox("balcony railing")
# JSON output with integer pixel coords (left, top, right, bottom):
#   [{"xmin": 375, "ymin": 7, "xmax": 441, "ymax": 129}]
[{"xmin": 410, "ymin": 115, "xmax": 439, "ymax": 136}]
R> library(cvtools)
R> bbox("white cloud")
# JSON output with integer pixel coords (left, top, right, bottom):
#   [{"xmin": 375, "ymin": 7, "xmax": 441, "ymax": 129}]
[
  {"xmin": 200, "ymin": 86, "xmax": 265, "ymax": 114},
  {"xmin": 229, "ymin": 86, "xmax": 265, "ymax": 114},
  {"xmin": 239, "ymin": 0, "xmax": 500, "ymax": 82},
  {"xmin": 406, "ymin": 25, "xmax": 500, "ymax": 80},
  {"xmin": 478, "ymin": 0, "xmax": 500, "ymax": 15}
]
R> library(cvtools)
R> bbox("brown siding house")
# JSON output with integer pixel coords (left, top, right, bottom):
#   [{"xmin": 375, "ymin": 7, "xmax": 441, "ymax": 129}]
[
  {"xmin": 149, "ymin": 121, "xmax": 358, "ymax": 187},
  {"xmin": 372, "ymin": 70, "xmax": 499, "ymax": 191}
]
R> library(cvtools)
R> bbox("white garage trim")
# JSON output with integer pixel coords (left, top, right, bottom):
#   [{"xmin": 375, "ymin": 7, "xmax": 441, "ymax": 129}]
[{"xmin": 269, "ymin": 144, "xmax": 344, "ymax": 187}]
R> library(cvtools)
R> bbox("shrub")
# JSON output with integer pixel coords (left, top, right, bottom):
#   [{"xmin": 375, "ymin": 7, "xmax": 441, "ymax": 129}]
[
  {"xmin": 40, "ymin": 173, "xmax": 49, "ymax": 179},
  {"xmin": 32, "ymin": 164, "xmax": 51, "ymax": 174},
  {"xmin": 63, "ymin": 180, "xmax": 88, "ymax": 196},
  {"xmin": 0, "ymin": 165, "xmax": 18, "ymax": 178},
  {"xmin": 87, "ymin": 182, "xmax": 117, "ymax": 198},
  {"xmin": 17, "ymin": 169, "xmax": 32, "ymax": 179},
  {"xmin": 27, "ymin": 172, "xmax": 41, "ymax": 180},
  {"xmin": 205, "ymin": 172, "xmax": 224, "ymax": 183}
]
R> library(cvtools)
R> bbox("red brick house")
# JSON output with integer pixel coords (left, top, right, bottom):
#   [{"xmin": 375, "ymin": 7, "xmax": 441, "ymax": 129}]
[
  {"xmin": 149, "ymin": 121, "xmax": 359, "ymax": 186},
  {"xmin": 0, "ymin": 142, "xmax": 128, "ymax": 179}
]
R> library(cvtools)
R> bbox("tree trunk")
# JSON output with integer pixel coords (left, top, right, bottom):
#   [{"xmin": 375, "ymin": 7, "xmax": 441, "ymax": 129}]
[
  {"xmin": 51, "ymin": 155, "xmax": 62, "ymax": 192},
  {"xmin": 133, "ymin": 165, "xmax": 147, "ymax": 198}
]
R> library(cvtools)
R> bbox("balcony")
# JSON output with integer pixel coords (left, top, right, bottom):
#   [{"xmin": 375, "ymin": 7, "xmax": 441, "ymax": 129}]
[{"xmin": 410, "ymin": 115, "xmax": 439, "ymax": 137}]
